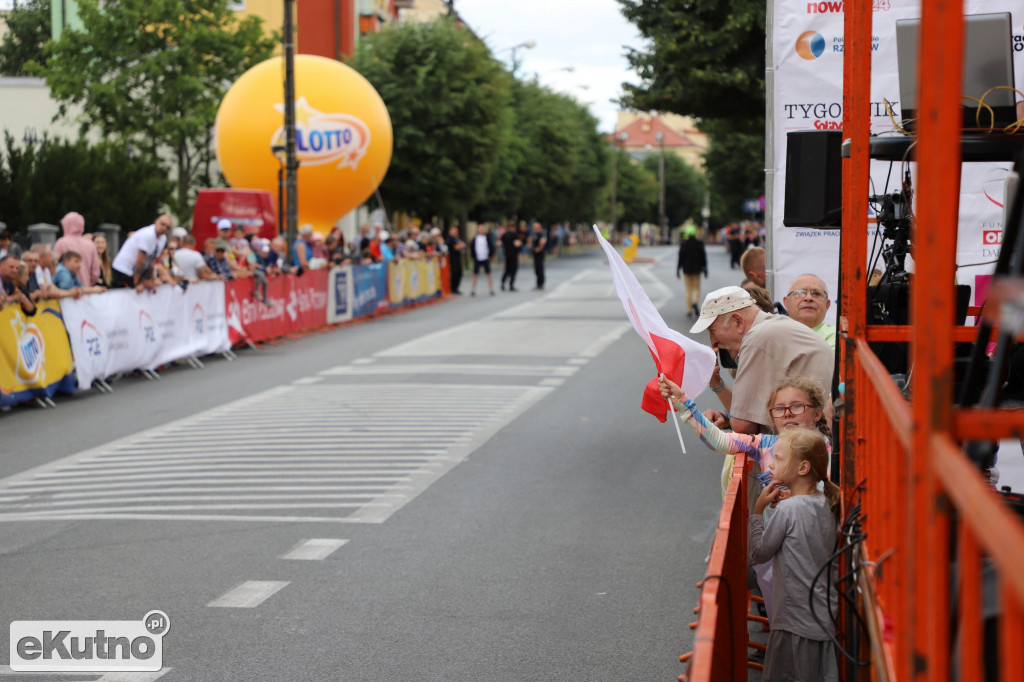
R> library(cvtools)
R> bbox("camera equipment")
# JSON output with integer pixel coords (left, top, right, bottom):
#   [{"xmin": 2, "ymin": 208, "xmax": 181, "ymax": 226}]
[{"xmin": 869, "ymin": 191, "xmax": 912, "ymax": 282}]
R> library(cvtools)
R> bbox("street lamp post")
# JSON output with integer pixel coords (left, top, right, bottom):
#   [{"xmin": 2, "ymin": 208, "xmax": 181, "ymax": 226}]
[
  {"xmin": 283, "ymin": 0, "xmax": 299, "ymax": 264},
  {"xmin": 272, "ymin": 143, "xmax": 286, "ymax": 234},
  {"xmin": 506, "ymin": 40, "xmax": 536, "ymax": 75},
  {"xmin": 655, "ymin": 130, "xmax": 666, "ymax": 244},
  {"xmin": 610, "ymin": 131, "xmax": 628, "ymax": 232}
]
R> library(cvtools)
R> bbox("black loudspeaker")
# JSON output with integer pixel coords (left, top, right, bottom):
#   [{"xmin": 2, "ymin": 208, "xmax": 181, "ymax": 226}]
[{"xmin": 783, "ymin": 130, "xmax": 843, "ymax": 228}]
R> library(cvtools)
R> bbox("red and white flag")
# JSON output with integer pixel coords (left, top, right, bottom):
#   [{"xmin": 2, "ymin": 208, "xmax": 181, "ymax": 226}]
[{"xmin": 594, "ymin": 226, "xmax": 717, "ymax": 422}]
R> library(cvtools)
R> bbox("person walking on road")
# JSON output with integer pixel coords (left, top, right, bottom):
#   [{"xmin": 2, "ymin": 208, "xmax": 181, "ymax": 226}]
[
  {"xmin": 500, "ymin": 224, "xmax": 523, "ymax": 291},
  {"xmin": 469, "ymin": 224, "xmax": 495, "ymax": 297},
  {"xmin": 530, "ymin": 221, "xmax": 547, "ymax": 291},
  {"xmin": 677, "ymin": 223, "xmax": 708, "ymax": 319}
]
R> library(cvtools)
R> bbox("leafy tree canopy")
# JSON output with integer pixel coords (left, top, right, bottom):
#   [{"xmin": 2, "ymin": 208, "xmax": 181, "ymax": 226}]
[
  {"xmin": 36, "ymin": 0, "xmax": 278, "ymax": 220},
  {"xmin": 0, "ymin": 0, "xmax": 51, "ymax": 77},
  {"xmin": 0, "ymin": 132, "xmax": 172, "ymax": 234},
  {"xmin": 619, "ymin": 0, "xmax": 765, "ymax": 133},
  {"xmin": 641, "ymin": 152, "xmax": 706, "ymax": 227},
  {"xmin": 347, "ymin": 19, "xmax": 512, "ymax": 224}
]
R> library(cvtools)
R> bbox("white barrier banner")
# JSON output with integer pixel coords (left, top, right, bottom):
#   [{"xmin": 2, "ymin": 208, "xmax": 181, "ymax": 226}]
[
  {"xmin": 327, "ymin": 265, "xmax": 354, "ymax": 324},
  {"xmin": 769, "ymin": 0, "xmax": 1024, "ymax": 318},
  {"xmin": 60, "ymin": 282, "xmax": 229, "ymax": 389}
]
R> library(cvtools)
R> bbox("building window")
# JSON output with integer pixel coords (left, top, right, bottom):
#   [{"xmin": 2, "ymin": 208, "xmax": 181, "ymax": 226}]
[{"xmin": 228, "ymin": 0, "xmax": 245, "ymax": 10}]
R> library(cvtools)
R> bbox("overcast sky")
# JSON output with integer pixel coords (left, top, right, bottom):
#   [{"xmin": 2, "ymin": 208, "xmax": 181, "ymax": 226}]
[{"xmin": 451, "ymin": 0, "xmax": 647, "ymax": 133}]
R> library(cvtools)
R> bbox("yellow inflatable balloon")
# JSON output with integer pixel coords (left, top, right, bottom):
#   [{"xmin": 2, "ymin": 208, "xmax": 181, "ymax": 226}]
[{"xmin": 215, "ymin": 55, "xmax": 393, "ymax": 234}]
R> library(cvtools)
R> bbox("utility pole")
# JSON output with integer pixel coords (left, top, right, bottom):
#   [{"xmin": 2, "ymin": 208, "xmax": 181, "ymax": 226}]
[
  {"xmin": 655, "ymin": 130, "xmax": 666, "ymax": 243},
  {"xmin": 283, "ymin": 0, "xmax": 299, "ymax": 264}
]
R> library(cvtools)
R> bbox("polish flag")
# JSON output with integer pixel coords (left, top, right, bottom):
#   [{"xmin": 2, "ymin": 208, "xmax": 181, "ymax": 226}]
[{"xmin": 594, "ymin": 226, "xmax": 717, "ymax": 422}]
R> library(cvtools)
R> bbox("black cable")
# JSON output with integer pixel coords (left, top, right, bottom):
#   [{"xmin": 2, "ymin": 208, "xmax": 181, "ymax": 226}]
[{"xmin": 809, "ymin": 499, "xmax": 873, "ymax": 667}]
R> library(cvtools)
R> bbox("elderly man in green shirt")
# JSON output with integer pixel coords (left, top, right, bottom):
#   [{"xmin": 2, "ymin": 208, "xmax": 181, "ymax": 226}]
[{"xmin": 783, "ymin": 273, "xmax": 837, "ymax": 350}]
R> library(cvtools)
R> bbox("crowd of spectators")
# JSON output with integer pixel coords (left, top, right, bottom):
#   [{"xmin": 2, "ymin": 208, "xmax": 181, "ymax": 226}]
[{"xmin": 1, "ymin": 214, "xmax": 585, "ymax": 314}]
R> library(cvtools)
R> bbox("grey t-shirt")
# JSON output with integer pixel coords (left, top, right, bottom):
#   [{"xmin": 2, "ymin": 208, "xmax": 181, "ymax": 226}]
[
  {"xmin": 731, "ymin": 310, "xmax": 834, "ymax": 429},
  {"xmin": 749, "ymin": 493, "xmax": 837, "ymax": 640}
]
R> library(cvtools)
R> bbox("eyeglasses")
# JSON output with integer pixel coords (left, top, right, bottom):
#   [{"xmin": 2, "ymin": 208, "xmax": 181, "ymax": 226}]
[
  {"xmin": 769, "ymin": 403, "xmax": 812, "ymax": 418},
  {"xmin": 786, "ymin": 288, "xmax": 828, "ymax": 300}
]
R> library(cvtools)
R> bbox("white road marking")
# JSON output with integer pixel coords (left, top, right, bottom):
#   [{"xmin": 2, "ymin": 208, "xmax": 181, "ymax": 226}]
[
  {"xmin": 207, "ymin": 581, "xmax": 289, "ymax": 608},
  {"xmin": 280, "ymin": 538, "xmax": 349, "ymax": 561},
  {"xmin": 0, "ymin": 265, "xmax": 662, "ymax": 526}
]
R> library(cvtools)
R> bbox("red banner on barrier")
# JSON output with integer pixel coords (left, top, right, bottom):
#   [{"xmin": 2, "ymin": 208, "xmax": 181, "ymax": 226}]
[{"xmin": 225, "ymin": 270, "xmax": 329, "ymax": 344}]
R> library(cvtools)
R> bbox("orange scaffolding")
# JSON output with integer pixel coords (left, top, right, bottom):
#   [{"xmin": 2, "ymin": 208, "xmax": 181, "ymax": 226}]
[
  {"xmin": 683, "ymin": 3, "xmax": 1024, "ymax": 680},
  {"xmin": 840, "ymin": 2, "xmax": 1024, "ymax": 680}
]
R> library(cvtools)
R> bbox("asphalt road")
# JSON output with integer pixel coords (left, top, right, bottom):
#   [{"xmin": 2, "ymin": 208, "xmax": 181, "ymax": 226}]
[{"xmin": 0, "ymin": 242, "xmax": 745, "ymax": 681}]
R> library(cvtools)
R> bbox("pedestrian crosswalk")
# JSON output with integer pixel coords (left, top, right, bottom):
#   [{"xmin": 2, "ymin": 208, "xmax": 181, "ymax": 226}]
[{"xmin": 0, "ymin": 265, "xmax": 673, "ymax": 525}]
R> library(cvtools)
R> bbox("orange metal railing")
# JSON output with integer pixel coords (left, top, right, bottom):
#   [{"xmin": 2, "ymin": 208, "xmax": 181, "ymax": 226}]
[
  {"xmin": 681, "ymin": 455, "xmax": 749, "ymax": 681},
  {"xmin": 840, "ymin": 2, "xmax": 1024, "ymax": 681}
]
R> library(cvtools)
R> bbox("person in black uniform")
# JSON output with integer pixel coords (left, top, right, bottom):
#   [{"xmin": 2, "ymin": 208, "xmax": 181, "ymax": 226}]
[
  {"xmin": 530, "ymin": 221, "xmax": 547, "ymax": 291},
  {"xmin": 445, "ymin": 225, "xmax": 465, "ymax": 294},
  {"xmin": 500, "ymin": 224, "xmax": 523, "ymax": 291}
]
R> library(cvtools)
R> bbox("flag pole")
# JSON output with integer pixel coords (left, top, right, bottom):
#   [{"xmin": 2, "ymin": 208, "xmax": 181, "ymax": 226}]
[{"xmin": 666, "ymin": 393, "xmax": 687, "ymax": 455}]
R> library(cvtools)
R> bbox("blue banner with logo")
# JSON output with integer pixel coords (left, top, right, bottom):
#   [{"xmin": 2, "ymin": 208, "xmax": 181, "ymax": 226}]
[{"xmin": 352, "ymin": 263, "xmax": 389, "ymax": 318}]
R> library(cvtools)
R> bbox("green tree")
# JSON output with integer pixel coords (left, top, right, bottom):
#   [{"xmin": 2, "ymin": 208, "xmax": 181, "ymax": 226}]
[
  {"xmin": 37, "ymin": 0, "xmax": 277, "ymax": 220},
  {"xmin": 505, "ymin": 80, "xmax": 608, "ymax": 225},
  {"xmin": 641, "ymin": 153, "xmax": 706, "ymax": 228},
  {"xmin": 701, "ymin": 119, "xmax": 765, "ymax": 226},
  {"xmin": 619, "ymin": 0, "xmax": 766, "ymax": 224},
  {"xmin": 0, "ymin": 132, "xmax": 172, "ymax": 234},
  {"xmin": 618, "ymin": 0, "xmax": 765, "ymax": 130},
  {"xmin": 0, "ymin": 0, "xmax": 51, "ymax": 77},
  {"xmin": 346, "ymin": 19, "xmax": 512, "ymax": 224},
  {"xmin": 615, "ymin": 150, "xmax": 659, "ymax": 227}
]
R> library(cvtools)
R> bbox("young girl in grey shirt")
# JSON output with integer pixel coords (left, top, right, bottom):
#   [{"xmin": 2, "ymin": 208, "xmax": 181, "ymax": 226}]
[{"xmin": 749, "ymin": 428, "xmax": 840, "ymax": 682}]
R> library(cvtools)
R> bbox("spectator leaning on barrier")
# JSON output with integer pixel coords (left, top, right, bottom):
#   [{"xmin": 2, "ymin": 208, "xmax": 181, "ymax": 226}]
[
  {"xmin": 293, "ymin": 224, "xmax": 314, "ymax": 271},
  {"xmin": 111, "ymin": 214, "xmax": 171, "ymax": 290},
  {"xmin": 0, "ymin": 254, "xmax": 36, "ymax": 314},
  {"xmin": 93, "ymin": 234, "xmax": 113, "ymax": 288},
  {"xmin": 32, "ymin": 244, "xmax": 56, "ymax": 297},
  {"xmin": 0, "ymin": 229, "xmax": 22, "ymax": 260},
  {"xmin": 174, "ymin": 235, "xmax": 220, "ymax": 281},
  {"xmin": 20, "ymin": 250, "xmax": 42, "ymax": 300},
  {"xmin": 690, "ymin": 285, "xmax": 834, "ymax": 436},
  {"xmin": 205, "ymin": 239, "xmax": 234, "ymax": 280},
  {"xmin": 53, "ymin": 211, "xmax": 101, "ymax": 288},
  {"xmin": 52, "ymin": 251, "xmax": 106, "ymax": 298},
  {"xmin": 783, "ymin": 274, "xmax": 837, "ymax": 350}
]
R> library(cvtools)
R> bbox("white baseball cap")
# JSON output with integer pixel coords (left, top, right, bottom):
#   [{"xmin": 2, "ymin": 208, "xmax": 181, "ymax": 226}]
[
  {"xmin": 689, "ymin": 286, "xmax": 756, "ymax": 334},
  {"xmin": 217, "ymin": 218, "xmax": 232, "ymax": 231}
]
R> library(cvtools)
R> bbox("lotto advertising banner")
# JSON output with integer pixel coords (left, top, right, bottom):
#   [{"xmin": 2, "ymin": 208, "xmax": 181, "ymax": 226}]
[
  {"xmin": 352, "ymin": 262, "xmax": 390, "ymax": 318},
  {"xmin": 389, "ymin": 259, "xmax": 443, "ymax": 308},
  {"xmin": 60, "ymin": 283, "xmax": 230, "ymax": 390},
  {"xmin": 225, "ymin": 270, "xmax": 329, "ymax": 344},
  {"xmin": 0, "ymin": 302, "xmax": 76, "ymax": 408},
  {"xmin": 769, "ymin": 0, "xmax": 1024, "ymax": 317}
]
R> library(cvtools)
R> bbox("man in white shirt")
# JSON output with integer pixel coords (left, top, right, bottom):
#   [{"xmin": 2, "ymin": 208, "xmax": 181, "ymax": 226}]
[
  {"xmin": 30, "ymin": 244, "xmax": 56, "ymax": 298},
  {"xmin": 172, "ymin": 234, "xmax": 219, "ymax": 281},
  {"xmin": 469, "ymin": 224, "xmax": 494, "ymax": 297},
  {"xmin": 112, "ymin": 215, "xmax": 172, "ymax": 291}
]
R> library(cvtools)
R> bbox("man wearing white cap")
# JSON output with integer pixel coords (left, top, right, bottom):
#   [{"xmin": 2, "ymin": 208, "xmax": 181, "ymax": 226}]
[{"xmin": 690, "ymin": 285, "xmax": 833, "ymax": 435}]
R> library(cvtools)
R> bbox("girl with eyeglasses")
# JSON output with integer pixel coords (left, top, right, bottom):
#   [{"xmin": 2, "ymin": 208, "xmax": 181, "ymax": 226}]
[
  {"xmin": 658, "ymin": 374, "xmax": 832, "ymax": 626},
  {"xmin": 657, "ymin": 374, "xmax": 830, "ymax": 499}
]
